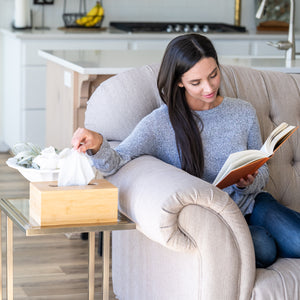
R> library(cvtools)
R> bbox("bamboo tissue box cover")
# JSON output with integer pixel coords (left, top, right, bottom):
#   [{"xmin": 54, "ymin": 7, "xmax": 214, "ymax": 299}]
[{"xmin": 29, "ymin": 179, "xmax": 118, "ymax": 226}]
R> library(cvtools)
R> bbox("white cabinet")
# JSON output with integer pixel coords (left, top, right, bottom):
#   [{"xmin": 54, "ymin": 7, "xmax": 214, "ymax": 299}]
[
  {"xmin": 129, "ymin": 39, "xmax": 170, "ymax": 50},
  {"xmin": 1, "ymin": 31, "xmax": 128, "ymax": 148},
  {"xmin": 251, "ymin": 40, "xmax": 285, "ymax": 56},
  {"xmin": 213, "ymin": 40, "xmax": 251, "ymax": 56},
  {"xmin": 129, "ymin": 38, "xmax": 252, "ymax": 56}
]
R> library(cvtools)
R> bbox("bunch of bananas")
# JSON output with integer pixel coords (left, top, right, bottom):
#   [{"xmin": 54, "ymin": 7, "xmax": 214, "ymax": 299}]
[{"xmin": 76, "ymin": 1, "xmax": 104, "ymax": 27}]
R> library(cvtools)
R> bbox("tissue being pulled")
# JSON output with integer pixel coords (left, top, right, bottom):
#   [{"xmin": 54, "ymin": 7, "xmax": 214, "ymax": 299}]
[{"xmin": 57, "ymin": 148, "xmax": 95, "ymax": 187}]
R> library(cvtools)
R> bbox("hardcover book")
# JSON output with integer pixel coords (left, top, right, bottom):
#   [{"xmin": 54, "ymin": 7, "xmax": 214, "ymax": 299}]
[{"xmin": 213, "ymin": 122, "xmax": 298, "ymax": 189}]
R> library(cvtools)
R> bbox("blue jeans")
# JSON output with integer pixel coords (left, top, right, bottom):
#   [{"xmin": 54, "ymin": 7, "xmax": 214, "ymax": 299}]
[{"xmin": 246, "ymin": 192, "xmax": 300, "ymax": 268}]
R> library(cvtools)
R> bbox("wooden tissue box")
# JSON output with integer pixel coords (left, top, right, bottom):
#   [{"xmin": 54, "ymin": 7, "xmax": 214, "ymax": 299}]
[{"xmin": 29, "ymin": 179, "xmax": 118, "ymax": 226}]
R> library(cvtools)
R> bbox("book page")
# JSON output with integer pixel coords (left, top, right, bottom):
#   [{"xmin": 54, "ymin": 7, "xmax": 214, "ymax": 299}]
[{"xmin": 260, "ymin": 122, "xmax": 296, "ymax": 154}]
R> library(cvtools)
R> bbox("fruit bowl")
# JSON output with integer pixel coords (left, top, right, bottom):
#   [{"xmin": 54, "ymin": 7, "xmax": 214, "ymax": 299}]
[
  {"xmin": 6, "ymin": 157, "xmax": 60, "ymax": 182},
  {"xmin": 62, "ymin": 13, "xmax": 104, "ymax": 28}
]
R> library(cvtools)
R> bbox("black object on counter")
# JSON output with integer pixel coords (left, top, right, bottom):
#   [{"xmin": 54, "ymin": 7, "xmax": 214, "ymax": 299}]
[{"xmin": 110, "ymin": 21, "xmax": 247, "ymax": 34}]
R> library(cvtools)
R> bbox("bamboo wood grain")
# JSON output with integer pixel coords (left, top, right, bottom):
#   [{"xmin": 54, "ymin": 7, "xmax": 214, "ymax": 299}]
[{"xmin": 29, "ymin": 179, "xmax": 118, "ymax": 226}]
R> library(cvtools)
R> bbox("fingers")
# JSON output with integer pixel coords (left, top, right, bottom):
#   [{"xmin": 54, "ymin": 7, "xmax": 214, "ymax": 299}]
[
  {"xmin": 71, "ymin": 128, "xmax": 103, "ymax": 154},
  {"xmin": 235, "ymin": 171, "xmax": 258, "ymax": 188},
  {"xmin": 71, "ymin": 128, "xmax": 88, "ymax": 151}
]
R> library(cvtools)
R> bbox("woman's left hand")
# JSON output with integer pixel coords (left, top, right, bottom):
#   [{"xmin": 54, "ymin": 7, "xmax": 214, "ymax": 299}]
[{"xmin": 235, "ymin": 170, "xmax": 259, "ymax": 188}]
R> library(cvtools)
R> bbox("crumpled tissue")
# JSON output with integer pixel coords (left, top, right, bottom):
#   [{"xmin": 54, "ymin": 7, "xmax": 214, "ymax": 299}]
[
  {"xmin": 32, "ymin": 146, "xmax": 60, "ymax": 170},
  {"xmin": 57, "ymin": 148, "xmax": 95, "ymax": 186}
]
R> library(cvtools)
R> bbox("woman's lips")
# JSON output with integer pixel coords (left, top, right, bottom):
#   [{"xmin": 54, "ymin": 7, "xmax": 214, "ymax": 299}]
[{"xmin": 203, "ymin": 92, "xmax": 215, "ymax": 99}]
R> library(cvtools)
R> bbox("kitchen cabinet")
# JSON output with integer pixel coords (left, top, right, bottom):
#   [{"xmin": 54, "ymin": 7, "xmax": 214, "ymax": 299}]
[
  {"xmin": 127, "ymin": 33, "xmax": 300, "ymax": 57},
  {"xmin": 1, "ymin": 29, "xmax": 128, "ymax": 149},
  {"xmin": 40, "ymin": 49, "xmax": 164, "ymax": 150},
  {"xmin": 129, "ymin": 39, "xmax": 252, "ymax": 55}
]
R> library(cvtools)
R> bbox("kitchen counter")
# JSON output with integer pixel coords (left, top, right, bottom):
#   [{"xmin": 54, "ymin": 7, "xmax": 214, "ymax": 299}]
[
  {"xmin": 39, "ymin": 49, "xmax": 300, "ymax": 74},
  {"xmin": 38, "ymin": 49, "xmax": 164, "ymax": 74},
  {"xmin": 221, "ymin": 56, "xmax": 300, "ymax": 73},
  {"xmin": 2, "ymin": 27, "xmax": 300, "ymax": 41}
]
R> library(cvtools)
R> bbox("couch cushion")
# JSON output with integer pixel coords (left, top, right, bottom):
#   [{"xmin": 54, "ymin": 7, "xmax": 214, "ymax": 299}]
[
  {"xmin": 252, "ymin": 258, "xmax": 300, "ymax": 299},
  {"xmin": 220, "ymin": 65, "xmax": 300, "ymax": 212},
  {"xmin": 84, "ymin": 64, "xmax": 162, "ymax": 141}
]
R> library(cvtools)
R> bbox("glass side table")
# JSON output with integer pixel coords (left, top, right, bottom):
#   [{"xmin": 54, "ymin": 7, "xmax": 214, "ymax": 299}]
[{"xmin": 0, "ymin": 197, "xmax": 135, "ymax": 300}]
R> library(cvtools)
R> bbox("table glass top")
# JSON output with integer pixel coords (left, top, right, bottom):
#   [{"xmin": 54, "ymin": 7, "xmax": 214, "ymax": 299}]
[{"xmin": 0, "ymin": 198, "xmax": 135, "ymax": 236}]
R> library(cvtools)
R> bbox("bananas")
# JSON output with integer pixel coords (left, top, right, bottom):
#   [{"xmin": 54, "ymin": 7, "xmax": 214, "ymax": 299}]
[{"xmin": 76, "ymin": 1, "xmax": 104, "ymax": 27}]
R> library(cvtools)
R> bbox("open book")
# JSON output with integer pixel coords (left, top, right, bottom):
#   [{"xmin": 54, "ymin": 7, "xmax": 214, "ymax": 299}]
[{"xmin": 213, "ymin": 122, "xmax": 298, "ymax": 189}]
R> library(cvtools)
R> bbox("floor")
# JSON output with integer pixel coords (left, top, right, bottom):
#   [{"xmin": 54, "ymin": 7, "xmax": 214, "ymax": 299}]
[{"xmin": 0, "ymin": 152, "xmax": 117, "ymax": 300}]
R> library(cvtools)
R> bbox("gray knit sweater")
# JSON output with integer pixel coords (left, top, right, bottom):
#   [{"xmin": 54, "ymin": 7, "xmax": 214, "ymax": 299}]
[{"xmin": 91, "ymin": 97, "xmax": 269, "ymax": 215}]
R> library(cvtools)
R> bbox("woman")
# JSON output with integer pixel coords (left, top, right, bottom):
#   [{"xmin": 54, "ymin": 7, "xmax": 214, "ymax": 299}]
[{"xmin": 72, "ymin": 34, "xmax": 300, "ymax": 268}]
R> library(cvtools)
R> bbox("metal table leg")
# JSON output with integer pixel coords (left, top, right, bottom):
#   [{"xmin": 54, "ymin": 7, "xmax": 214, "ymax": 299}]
[
  {"xmin": 102, "ymin": 231, "xmax": 110, "ymax": 300},
  {"xmin": 0, "ymin": 212, "xmax": 2, "ymax": 300},
  {"xmin": 88, "ymin": 231, "xmax": 95, "ymax": 300},
  {"xmin": 6, "ymin": 217, "xmax": 13, "ymax": 300}
]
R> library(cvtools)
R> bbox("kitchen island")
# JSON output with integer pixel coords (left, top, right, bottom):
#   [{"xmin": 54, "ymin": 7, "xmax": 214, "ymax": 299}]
[
  {"xmin": 39, "ymin": 49, "xmax": 164, "ymax": 149},
  {"xmin": 39, "ymin": 48, "xmax": 300, "ymax": 150}
]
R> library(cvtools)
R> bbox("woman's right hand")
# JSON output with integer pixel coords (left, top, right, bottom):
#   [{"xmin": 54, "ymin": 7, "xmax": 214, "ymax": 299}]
[{"xmin": 71, "ymin": 128, "xmax": 103, "ymax": 155}]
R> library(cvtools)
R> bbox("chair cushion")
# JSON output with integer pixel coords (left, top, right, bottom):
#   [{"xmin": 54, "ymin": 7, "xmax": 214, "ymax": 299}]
[
  {"xmin": 252, "ymin": 258, "xmax": 300, "ymax": 299},
  {"xmin": 220, "ymin": 65, "xmax": 300, "ymax": 212},
  {"xmin": 84, "ymin": 64, "xmax": 162, "ymax": 141}
]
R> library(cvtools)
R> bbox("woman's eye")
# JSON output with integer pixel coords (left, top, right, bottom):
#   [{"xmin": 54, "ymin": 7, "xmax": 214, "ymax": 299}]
[
  {"xmin": 191, "ymin": 82, "xmax": 200, "ymax": 86},
  {"xmin": 210, "ymin": 72, "xmax": 217, "ymax": 78}
]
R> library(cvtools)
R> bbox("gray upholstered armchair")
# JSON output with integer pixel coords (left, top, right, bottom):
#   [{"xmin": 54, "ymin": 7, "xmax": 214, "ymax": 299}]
[{"xmin": 85, "ymin": 64, "xmax": 300, "ymax": 300}]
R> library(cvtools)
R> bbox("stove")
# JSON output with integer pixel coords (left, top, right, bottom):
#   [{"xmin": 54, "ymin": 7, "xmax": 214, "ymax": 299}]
[{"xmin": 110, "ymin": 22, "xmax": 247, "ymax": 34}]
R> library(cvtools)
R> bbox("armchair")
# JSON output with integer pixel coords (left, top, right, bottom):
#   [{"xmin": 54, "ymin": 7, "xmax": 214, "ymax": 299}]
[{"xmin": 85, "ymin": 64, "xmax": 300, "ymax": 300}]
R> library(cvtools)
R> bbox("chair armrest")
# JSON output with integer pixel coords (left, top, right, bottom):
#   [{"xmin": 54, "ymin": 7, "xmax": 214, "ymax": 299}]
[
  {"xmin": 108, "ymin": 155, "xmax": 256, "ymax": 300},
  {"xmin": 108, "ymin": 156, "xmax": 249, "ymax": 249}
]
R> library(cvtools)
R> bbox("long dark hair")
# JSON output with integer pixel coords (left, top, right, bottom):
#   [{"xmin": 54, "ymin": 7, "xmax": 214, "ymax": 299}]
[{"xmin": 157, "ymin": 34, "xmax": 219, "ymax": 178}]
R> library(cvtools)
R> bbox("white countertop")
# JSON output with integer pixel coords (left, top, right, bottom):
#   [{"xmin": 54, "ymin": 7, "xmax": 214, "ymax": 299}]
[
  {"xmin": 39, "ymin": 49, "xmax": 300, "ymax": 74},
  {"xmin": 2, "ymin": 27, "xmax": 300, "ymax": 41},
  {"xmin": 220, "ymin": 56, "xmax": 300, "ymax": 73},
  {"xmin": 39, "ymin": 49, "xmax": 165, "ymax": 74}
]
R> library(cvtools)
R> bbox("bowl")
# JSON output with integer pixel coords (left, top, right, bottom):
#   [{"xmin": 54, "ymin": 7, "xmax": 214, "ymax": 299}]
[{"xmin": 6, "ymin": 157, "xmax": 60, "ymax": 182}]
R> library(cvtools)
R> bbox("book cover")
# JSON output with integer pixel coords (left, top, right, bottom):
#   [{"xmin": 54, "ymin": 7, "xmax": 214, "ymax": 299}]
[{"xmin": 213, "ymin": 123, "xmax": 298, "ymax": 189}]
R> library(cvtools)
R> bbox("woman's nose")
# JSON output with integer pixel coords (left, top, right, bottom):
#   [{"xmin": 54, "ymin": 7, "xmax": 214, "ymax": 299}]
[{"xmin": 203, "ymin": 80, "xmax": 213, "ymax": 93}]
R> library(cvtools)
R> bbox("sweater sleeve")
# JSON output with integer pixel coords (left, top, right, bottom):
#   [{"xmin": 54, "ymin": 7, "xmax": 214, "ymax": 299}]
[{"xmin": 89, "ymin": 113, "xmax": 157, "ymax": 176}]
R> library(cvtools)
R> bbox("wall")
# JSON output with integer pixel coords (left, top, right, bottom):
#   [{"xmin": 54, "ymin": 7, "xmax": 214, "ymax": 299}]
[
  {"xmin": 0, "ymin": 0, "xmax": 299, "ymax": 31},
  {"xmin": 2, "ymin": 0, "xmax": 297, "ymax": 31}
]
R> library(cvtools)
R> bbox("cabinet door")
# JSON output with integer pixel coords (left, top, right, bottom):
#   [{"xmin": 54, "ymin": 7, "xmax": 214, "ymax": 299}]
[
  {"xmin": 251, "ymin": 41, "xmax": 286, "ymax": 56},
  {"xmin": 213, "ymin": 40, "xmax": 251, "ymax": 56},
  {"xmin": 22, "ymin": 66, "xmax": 46, "ymax": 109},
  {"xmin": 129, "ymin": 39, "xmax": 170, "ymax": 50},
  {"xmin": 22, "ymin": 110, "xmax": 46, "ymax": 148}
]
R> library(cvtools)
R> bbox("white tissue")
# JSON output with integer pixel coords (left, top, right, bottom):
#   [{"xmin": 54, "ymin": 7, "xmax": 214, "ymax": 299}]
[
  {"xmin": 33, "ymin": 146, "xmax": 60, "ymax": 170},
  {"xmin": 57, "ymin": 149, "xmax": 95, "ymax": 186}
]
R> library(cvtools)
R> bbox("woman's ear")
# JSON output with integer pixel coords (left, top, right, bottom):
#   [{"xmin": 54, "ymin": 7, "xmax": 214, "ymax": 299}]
[{"xmin": 178, "ymin": 82, "xmax": 184, "ymax": 88}]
